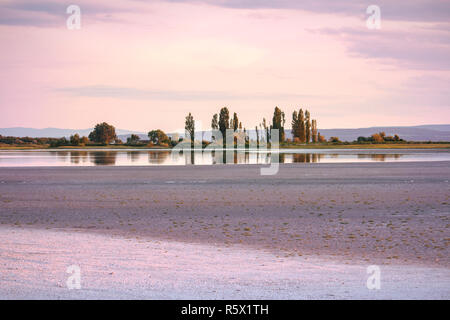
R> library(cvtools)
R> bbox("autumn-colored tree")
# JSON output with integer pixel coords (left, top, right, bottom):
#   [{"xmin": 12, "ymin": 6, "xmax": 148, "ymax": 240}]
[
  {"xmin": 318, "ymin": 132, "xmax": 326, "ymax": 143},
  {"xmin": 311, "ymin": 119, "xmax": 318, "ymax": 143},
  {"xmin": 371, "ymin": 133, "xmax": 384, "ymax": 143},
  {"xmin": 88, "ymin": 122, "xmax": 117, "ymax": 144},
  {"xmin": 305, "ymin": 110, "xmax": 311, "ymax": 143},
  {"xmin": 80, "ymin": 136, "xmax": 89, "ymax": 145},
  {"xmin": 148, "ymin": 130, "xmax": 169, "ymax": 145},
  {"xmin": 297, "ymin": 109, "xmax": 306, "ymax": 143}
]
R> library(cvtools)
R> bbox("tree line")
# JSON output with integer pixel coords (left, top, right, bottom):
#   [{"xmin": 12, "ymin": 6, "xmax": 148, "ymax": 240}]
[
  {"xmin": 0, "ymin": 107, "xmax": 409, "ymax": 148},
  {"xmin": 184, "ymin": 106, "xmax": 325, "ymax": 146}
]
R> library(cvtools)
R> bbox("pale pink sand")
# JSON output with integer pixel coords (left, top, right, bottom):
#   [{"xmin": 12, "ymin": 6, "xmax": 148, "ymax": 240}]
[{"xmin": 0, "ymin": 226, "xmax": 448, "ymax": 299}]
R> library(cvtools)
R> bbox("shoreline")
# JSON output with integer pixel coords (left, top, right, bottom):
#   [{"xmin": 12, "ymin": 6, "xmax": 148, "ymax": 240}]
[{"xmin": 1, "ymin": 143, "xmax": 450, "ymax": 151}]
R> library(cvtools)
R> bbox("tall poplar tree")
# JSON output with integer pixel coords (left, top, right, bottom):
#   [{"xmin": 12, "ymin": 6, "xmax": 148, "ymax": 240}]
[
  {"xmin": 185, "ymin": 112, "xmax": 195, "ymax": 148},
  {"xmin": 305, "ymin": 110, "xmax": 311, "ymax": 143},
  {"xmin": 297, "ymin": 109, "xmax": 306, "ymax": 143},
  {"xmin": 292, "ymin": 111, "xmax": 298, "ymax": 139},
  {"xmin": 311, "ymin": 119, "xmax": 318, "ymax": 143},
  {"xmin": 219, "ymin": 107, "xmax": 230, "ymax": 146}
]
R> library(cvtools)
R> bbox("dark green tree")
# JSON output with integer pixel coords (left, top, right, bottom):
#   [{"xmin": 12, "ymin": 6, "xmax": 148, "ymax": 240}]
[
  {"xmin": 232, "ymin": 112, "xmax": 239, "ymax": 131},
  {"xmin": 262, "ymin": 118, "xmax": 270, "ymax": 143},
  {"xmin": 292, "ymin": 111, "xmax": 298, "ymax": 139},
  {"xmin": 218, "ymin": 107, "xmax": 230, "ymax": 145},
  {"xmin": 70, "ymin": 133, "xmax": 80, "ymax": 146},
  {"xmin": 185, "ymin": 113, "xmax": 195, "ymax": 148},
  {"xmin": 127, "ymin": 134, "xmax": 140, "ymax": 145},
  {"xmin": 271, "ymin": 106, "xmax": 285, "ymax": 142},
  {"xmin": 211, "ymin": 114, "xmax": 218, "ymax": 130}
]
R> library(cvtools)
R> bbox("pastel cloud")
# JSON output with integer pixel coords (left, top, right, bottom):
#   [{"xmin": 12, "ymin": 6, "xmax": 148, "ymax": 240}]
[
  {"xmin": 313, "ymin": 25, "xmax": 450, "ymax": 70},
  {"xmin": 163, "ymin": 0, "xmax": 450, "ymax": 22},
  {"xmin": 0, "ymin": 0, "xmax": 449, "ymax": 132}
]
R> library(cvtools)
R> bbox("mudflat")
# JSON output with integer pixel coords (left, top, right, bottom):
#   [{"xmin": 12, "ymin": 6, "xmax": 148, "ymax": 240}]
[
  {"xmin": 0, "ymin": 162, "xmax": 449, "ymax": 298},
  {"xmin": 1, "ymin": 161, "xmax": 449, "ymax": 265}
]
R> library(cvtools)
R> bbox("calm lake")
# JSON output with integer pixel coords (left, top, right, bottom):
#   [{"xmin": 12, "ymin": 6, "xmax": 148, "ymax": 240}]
[{"xmin": 0, "ymin": 149, "xmax": 449, "ymax": 167}]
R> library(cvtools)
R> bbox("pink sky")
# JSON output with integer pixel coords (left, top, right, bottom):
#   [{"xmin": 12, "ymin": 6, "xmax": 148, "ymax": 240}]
[{"xmin": 0, "ymin": 0, "xmax": 449, "ymax": 132}]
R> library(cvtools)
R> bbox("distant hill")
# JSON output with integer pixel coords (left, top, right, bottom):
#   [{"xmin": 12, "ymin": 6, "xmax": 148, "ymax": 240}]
[
  {"xmin": 202, "ymin": 125, "xmax": 450, "ymax": 142},
  {"xmin": 310, "ymin": 125, "xmax": 450, "ymax": 142},
  {"xmin": 1, "ymin": 125, "xmax": 450, "ymax": 142},
  {"xmin": 412, "ymin": 124, "xmax": 450, "ymax": 132}
]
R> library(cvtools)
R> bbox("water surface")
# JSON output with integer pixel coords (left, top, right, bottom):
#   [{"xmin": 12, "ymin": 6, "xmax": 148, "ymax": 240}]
[{"xmin": 0, "ymin": 149, "xmax": 449, "ymax": 167}]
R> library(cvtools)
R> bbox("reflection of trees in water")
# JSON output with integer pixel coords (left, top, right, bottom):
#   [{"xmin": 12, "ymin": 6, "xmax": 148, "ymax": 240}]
[
  {"xmin": 234, "ymin": 151, "xmax": 249, "ymax": 164},
  {"xmin": 357, "ymin": 154, "xmax": 402, "ymax": 161},
  {"xmin": 210, "ymin": 150, "xmax": 218, "ymax": 165},
  {"xmin": 175, "ymin": 151, "xmax": 194, "ymax": 165},
  {"xmin": 209, "ymin": 150, "xmax": 228, "ymax": 164},
  {"xmin": 279, "ymin": 153, "xmax": 285, "ymax": 163},
  {"xmin": 89, "ymin": 151, "xmax": 117, "ymax": 165},
  {"xmin": 262, "ymin": 153, "xmax": 271, "ymax": 164},
  {"xmin": 312, "ymin": 153, "xmax": 322, "ymax": 163},
  {"xmin": 209, "ymin": 150, "xmax": 257, "ymax": 164},
  {"xmin": 56, "ymin": 151, "xmax": 69, "ymax": 162},
  {"xmin": 148, "ymin": 151, "xmax": 170, "ymax": 164},
  {"xmin": 127, "ymin": 151, "xmax": 141, "ymax": 162},
  {"xmin": 291, "ymin": 153, "xmax": 323, "ymax": 163},
  {"xmin": 69, "ymin": 151, "xmax": 88, "ymax": 164},
  {"xmin": 170, "ymin": 150, "xmax": 197, "ymax": 165}
]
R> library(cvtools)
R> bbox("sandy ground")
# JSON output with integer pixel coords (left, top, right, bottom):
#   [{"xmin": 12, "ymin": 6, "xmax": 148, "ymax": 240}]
[
  {"xmin": 0, "ymin": 161, "xmax": 449, "ymax": 299},
  {"xmin": 0, "ymin": 226, "xmax": 448, "ymax": 299}
]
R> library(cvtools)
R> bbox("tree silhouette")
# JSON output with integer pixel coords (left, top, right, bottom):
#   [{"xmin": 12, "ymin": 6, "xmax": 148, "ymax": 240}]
[
  {"xmin": 185, "ymin": 113, "xmax": 195, "ymax": 148},
  {"xmin": 297, "ymin": 109, "xmax": 306, "ymax": 143},
  {"xmin": 219, "ymin": 107, "xmax": 230, "ymax": 146},
  {"xmin": 271, "ymin": 106, "xmax": 285, "ymax": 142},
  {"xmin": 305, "ymin": 110, "xmax": 311, "ymax": 143},
  {"xmin": 88, "ymin": 122, "xmax": 117, "ymax": 144},
  {"xmin": 148, "ymin": 130, "xmax": 169, "ymax": 145}
]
